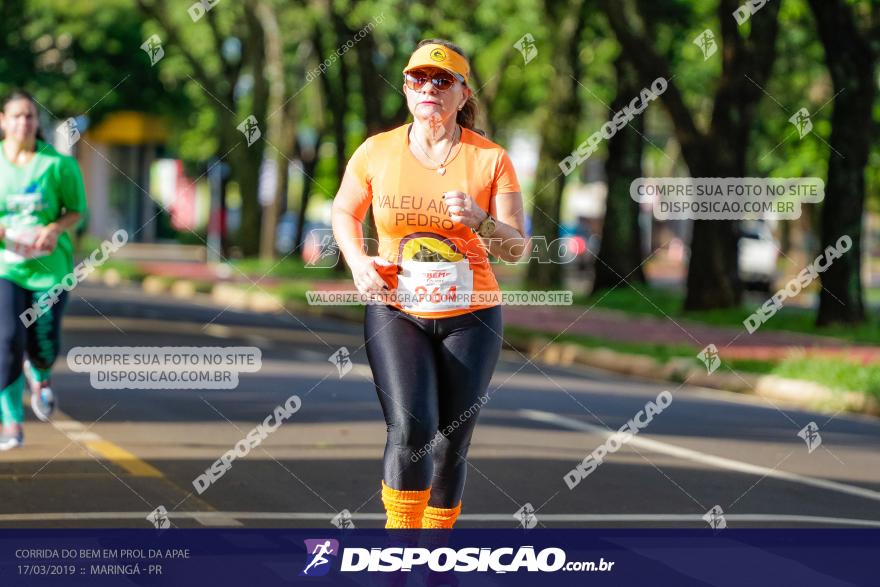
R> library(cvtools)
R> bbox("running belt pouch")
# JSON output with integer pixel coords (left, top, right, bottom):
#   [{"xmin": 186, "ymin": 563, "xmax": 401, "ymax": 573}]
[{"xmin": 373, "ymin": 260, "xmax": 400, "ymax": 290}]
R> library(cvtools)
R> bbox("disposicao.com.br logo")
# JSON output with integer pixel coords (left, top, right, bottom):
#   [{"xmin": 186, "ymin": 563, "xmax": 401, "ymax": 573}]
[
  {"xmin": 300, "ymin": 538, "xmax": 614, "ymax": 575},
  {"xmin": 301, "ymin": 539, "xmax": 339, "ymax": 577}
]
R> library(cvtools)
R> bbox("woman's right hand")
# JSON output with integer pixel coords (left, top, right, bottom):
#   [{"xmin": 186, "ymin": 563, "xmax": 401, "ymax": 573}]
[{"xmin": 351, "ymin": 255, "xmax": 393, "ymax": 296}]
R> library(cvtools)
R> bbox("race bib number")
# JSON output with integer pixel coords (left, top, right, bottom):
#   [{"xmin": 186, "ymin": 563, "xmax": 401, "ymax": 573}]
[{"xmin": 397, "ymin": 260, "xmax": 473, "ymax": 313}]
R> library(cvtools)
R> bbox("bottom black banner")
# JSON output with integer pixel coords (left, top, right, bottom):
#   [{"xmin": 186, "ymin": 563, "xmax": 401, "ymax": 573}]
[{"xmin": 0, "ymin": 528, "xmax": 875, "ymax": 586}]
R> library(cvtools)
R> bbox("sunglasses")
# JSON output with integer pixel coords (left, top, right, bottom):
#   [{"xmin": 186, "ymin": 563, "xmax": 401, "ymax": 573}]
[{"xmin": 404, "ymin": 70, "xmax": 459, "ymax": 91}]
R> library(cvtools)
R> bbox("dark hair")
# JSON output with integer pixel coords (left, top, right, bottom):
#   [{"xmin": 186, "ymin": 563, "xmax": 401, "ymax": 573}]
[
  {"xmin": 414, "ymin": 39, "xmax": 486, "ymax": 137},
  {"xmin": 1, "ymin": 89, "xmax": 45, "ymax": 142}
]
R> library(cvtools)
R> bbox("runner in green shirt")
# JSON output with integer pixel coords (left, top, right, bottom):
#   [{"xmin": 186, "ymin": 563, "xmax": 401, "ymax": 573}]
[{"xmin": 0, "ymin": 90, "xmax": 87, "ymax": 450}]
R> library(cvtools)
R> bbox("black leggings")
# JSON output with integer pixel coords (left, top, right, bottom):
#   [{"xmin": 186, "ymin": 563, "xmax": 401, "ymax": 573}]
[
  {"xmin": 0, "ymin": 277, "xmax": 68, "ymax": 381},
  {"xmin": 0, "ymin": 278, "xmax": 67, "ymax": 424},
  {"xmin": 364, "ymin": 303, "xmax": 503, "ymax": 508}
]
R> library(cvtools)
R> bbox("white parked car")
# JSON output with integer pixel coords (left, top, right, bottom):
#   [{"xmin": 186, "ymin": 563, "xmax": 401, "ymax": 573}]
[{"xmin": 738, "ymin": 221, "xmax": 779, "ymax": 291}]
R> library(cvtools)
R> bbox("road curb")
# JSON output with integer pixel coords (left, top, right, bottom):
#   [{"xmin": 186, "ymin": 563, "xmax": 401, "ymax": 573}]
[
  {"xmin": 507, "ymin": 335, "xmax": 879, "ymax": 418},
  {"xmin": 103, "ymin": 270, "xmax": 880, "ymax": 419}
]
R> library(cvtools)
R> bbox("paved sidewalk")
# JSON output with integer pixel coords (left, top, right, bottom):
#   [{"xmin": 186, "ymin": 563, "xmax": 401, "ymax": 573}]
[
  {"xmin": 501, "ymin": 305, "xmax": 880, "ymax": 364},
  {"xmin": 126, "ymin": 261, "xmax": 880, "ymax": 365}
]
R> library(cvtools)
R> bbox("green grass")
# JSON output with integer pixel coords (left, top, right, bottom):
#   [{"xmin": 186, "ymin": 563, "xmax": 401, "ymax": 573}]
[
  {"xmin": 116, "ymin": 254, "xmax": 879, "ymax": 399},
  {"xmin": 96, "ymin": 260, "xmax": 149, "ymax": 281},
  {"xmin": 571, "ymin": 285, "xmax": 682, "ymax": 317},
  {"xmin": 505, "ymin": 324, "xmax": 878, "ymax": 399},
  {"xmin": 270, "ymin": 281, "xmax": 316, "ymax": 303},
  {"xmin": 268, "ymin": 281, "xmax": 364, "ymax": 321},
  {"xmin": 771, "ymin": 357, "xmax": 880, "ymax": 400},
  {"xmin": 724, "ymin": 358, "xmax": 776, "ymax": 375},
  {"xmin": 189, "ymin": 280, "xmax": 215, "ymax": 294},
  {"xmin": 229, "ymin": 258, "xmax": 337, "ymax": 280},
  {"xmin": 504, "ymin": 325, "xmax": 701, "ymax": 363},
  {"xmin": 574, "ymin": 284, "xmax": 880, "ymax": 345}
]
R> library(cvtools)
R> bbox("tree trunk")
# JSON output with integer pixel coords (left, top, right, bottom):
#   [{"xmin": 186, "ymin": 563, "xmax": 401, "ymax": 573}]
[
  {"xmin": 354, "ymin": 32, "xmax": 386, "ymax": 135},
  {"xmin": 601, "ymin": 0, "xmax": 781, "ymax": 310},
  {"xmin": 328, "ymin": 11, "xmax": 351, "ymax": 186},
  {"xmin": 234, "ymin": 3, "xmax": 268, "ymax": 257},
  {"xmin": 525, "ymin": 0, "xmax": 588, "ymax": 290},
  {"xmin": 293, "ymin": 130, "xmax": 325, "ymax": 255},
  {"xmin": 350, "ymin": 23, "xmax": 384, "ymax": 255},
  {"xmin": 592, "ymin": 54, "xmax": 645, "ymax": 293},
  {"xmin": 326, "ymin": 12, "xmax": 352, "ymax": 272},
  {"xmin": 807, "ymin": 0, "xmax": 875, "ymax": 326},
  {"xmin": 134, "ymin": 0, "xmax": 266, "ymax": 257},
  {"xmin": 256, "ymin": 0, "xmax": 290, "ymax": 261}
]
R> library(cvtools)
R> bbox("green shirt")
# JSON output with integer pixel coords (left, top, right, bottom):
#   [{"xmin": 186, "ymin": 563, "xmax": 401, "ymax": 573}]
[{"xmin": 0, "ymin": 140, "xmax": 87, "ymax": 291}]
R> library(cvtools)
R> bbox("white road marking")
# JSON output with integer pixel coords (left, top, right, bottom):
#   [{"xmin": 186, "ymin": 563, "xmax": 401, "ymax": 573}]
[
  {"xmin": 191, "ymin": 513, "xmax": 243, "ymax": 527},
  {"xmin": 51, "ymin": 421, "xmax": 85, "ymax": 431},
  {"xmin": 0, "ymin": 512, "xmax": 877, "ymax": 526},
  {"xmin": 65, "ymin": 316, "xmax": 362, "ymax": 347},
  {"xmin": 65, "ymin": 431, "xmax": 101, "ymax": 442},
  {"xmin": 520, "ymin": 409, "xmax": 880, "ymax": 503}
]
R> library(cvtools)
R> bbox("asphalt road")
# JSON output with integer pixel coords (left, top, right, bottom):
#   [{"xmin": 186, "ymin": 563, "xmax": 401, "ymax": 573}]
[{"xmin": 1, "ymin": 283, "xmax": 878, "ymax": 529}]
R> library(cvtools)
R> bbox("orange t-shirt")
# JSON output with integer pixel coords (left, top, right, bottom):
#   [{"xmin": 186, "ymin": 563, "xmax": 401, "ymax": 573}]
[{"xmin": 345, "ymin": 124, "xmax": 521, "ymax": 318}]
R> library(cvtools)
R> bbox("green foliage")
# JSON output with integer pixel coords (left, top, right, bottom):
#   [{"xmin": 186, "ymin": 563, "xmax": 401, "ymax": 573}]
[
  {"xmin": 0, "ymin": 0, "xmax": 186, "ymax": 124},
  {"xmin": 2, "ymin": 0, "xmax": 876, "ymax": 306}
]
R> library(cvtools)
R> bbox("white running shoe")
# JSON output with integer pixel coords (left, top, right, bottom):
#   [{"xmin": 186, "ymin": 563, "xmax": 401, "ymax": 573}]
[
  {"xmin": 24, "ymin": 359, "xmax": 56, "ymax": 421},
  {"xmin": 0, "ymin": 427, "xmax": 23, "ymax": 451},
  {"xmin": 31, "ymin": 386, "xmax": 56, "ymax": 422}
]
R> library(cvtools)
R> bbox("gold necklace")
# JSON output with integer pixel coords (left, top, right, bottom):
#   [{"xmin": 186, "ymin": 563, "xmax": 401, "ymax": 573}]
[{"xmin": 409, "ymin": 124, "xmax": 459, "ymax": 175}]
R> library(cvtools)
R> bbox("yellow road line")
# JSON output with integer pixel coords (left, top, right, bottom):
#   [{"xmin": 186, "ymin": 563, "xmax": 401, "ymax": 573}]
[
  {"xmin": 33, "ymin": 412, "xmax": 235, "ymax": 525},
  {"xmin": 44, "ymin": 414, "xmax": 164, "ymax": 478},
  {"xmin": 82, "ymin": 439, "xmax": 164, "ymax": 477}
]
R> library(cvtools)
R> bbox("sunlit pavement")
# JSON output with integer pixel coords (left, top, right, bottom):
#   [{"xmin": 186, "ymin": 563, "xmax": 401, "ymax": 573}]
[{"xmin": 1, "ymin": 283, "xmax": 878, "ymax": 530}]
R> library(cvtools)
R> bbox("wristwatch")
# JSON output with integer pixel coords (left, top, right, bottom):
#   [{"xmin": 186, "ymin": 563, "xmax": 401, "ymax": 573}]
[{"xmin": 474, "ymin": 211, "xmax": 497, "ymax": 238}]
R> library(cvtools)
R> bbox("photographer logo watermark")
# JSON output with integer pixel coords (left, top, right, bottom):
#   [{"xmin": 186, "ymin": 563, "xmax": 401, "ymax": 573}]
[
  {"xmin": 697, "ymin": 344, "xmax": 721, "ymax": 374},
  {"xmin": 514, "ymin": 503, "xmax": 539, "ymax": 529},
  {"xmin": 304, "ymin": 14, "xmax": 384, "ymax": 83},
  {"xmin": 21, "ymin": 229, "xmax": 128, "ymax": 328},
  {"xmin": 565, "ymin": 390, "xmax": 673, "ymax": 489},
  {"xmin": 631, "ymin": 177, "xmax": 825, "ymax": 221},
  {"xmin": 693, "ymin": 29, "xmax": 717, "ymax": 60},
  {"xmin": 789, "ymin": 108, "xmax": 813, "ymax": 139},
  {"xmin": 733, "ymin": 0, "xmax": 771, "ymax": 25},
  {"xmin": 193, "ymin": 394, "xmax": 301, "ymax": 494},
  {"xmin": 141, "ymin": 35, "xmax": 164, "ymax": 66},
  {"xmin": 331, "ymin": 510, "xmax": 356, "ymax": 530},
  {"xmin": 188, "ymin": 0, "xmax": 221, "ymax": 22},
  {"xmin": 146, "ymin": 506, "xmax": 171, "ymax": 529},
  {"xmin": 55, "ymin": 118, "xmax": 81, "ymax": 149},
  {"xmin": 703, "ymin": 505, "xmax": 727, "ymax": 530},
  {"xmin": 308, "ymin": 290, "xmax": 573, "ymax": 307},
  {"xmin": 301, "ymin": 539, "xmax": 339, "ymax": 577},
  {"xmin": 67, "ymin": 346, "xmax": 261, "ymax": 390},
  {"xmin": 514, "ymin": 34, "xmax": 538, "ymax": 64},
  {"xmin": 306, "ymin": 232, "xmax": 586, "ymax": 268},
  {"xmin": 744, "ymin": 235, "xmax": 851, "ymax": 334},
  {"xmin": 238, "ymin": 115, "xmax": 261, "ymax": 146},
  {"xmin": 561, "ymin": 77, "xmax": 667, "ymax": 176},
  {"xmin": 798, "ymin": 422, "xmax": 822, "ymax": 453},
  {"xmin": 411, "ymin": 393, "xmax": 489, "ymax": 465},
  {"xmin": 329, "ymin": 347, "xmax": 352, "ymax": 378}
]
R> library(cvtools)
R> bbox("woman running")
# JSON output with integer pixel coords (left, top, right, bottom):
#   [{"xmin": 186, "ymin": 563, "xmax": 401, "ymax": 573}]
[
  {"xmin": 0, "ymin": 90, "xmax": 87, "ymax": 449},
  {"xmin": 332, "ymin": 39, "xmax": 526, "ymax": 528}
]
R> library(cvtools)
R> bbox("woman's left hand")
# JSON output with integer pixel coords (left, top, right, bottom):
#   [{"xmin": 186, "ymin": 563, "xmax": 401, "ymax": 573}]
[
  {"xmin": 444, "ymin": 191, "xmax": 487, "ymax": 230},
  {"xmin": 33, "ymin": 223, "xmax": 61, "ymax": 253}
]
